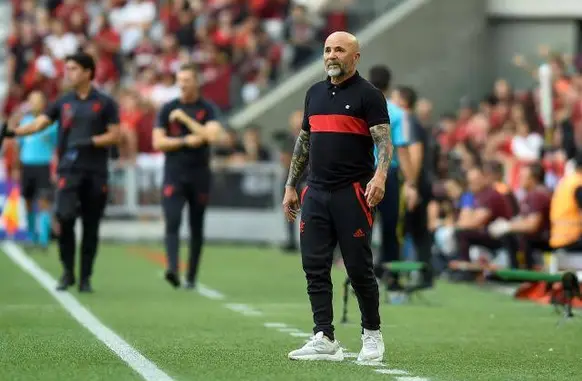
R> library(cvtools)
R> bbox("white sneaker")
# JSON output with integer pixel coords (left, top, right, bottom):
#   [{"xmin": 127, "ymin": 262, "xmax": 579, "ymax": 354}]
[
  {"xmin": 357, "ymin": 329, "xmax": 384, "ymax": 362},
  {"xmin": 288, "ymin": 331, "xmax": 344, "ymax": 361}
]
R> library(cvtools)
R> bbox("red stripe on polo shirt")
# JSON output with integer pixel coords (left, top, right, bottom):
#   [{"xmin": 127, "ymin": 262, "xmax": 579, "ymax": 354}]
[{"xmin": 309, "ymin": 114, "xmax": 370, "ymax": 136}]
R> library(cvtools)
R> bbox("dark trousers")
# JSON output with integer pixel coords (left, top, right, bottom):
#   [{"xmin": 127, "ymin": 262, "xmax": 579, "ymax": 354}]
[
  {"xmin": 300, "ymin": 181, "xmax": 380, "ymax": 339},
  {"xmin": 405, "ymin": 190, "xmax": 433, "ymax": 284},
  {"xmin": 162, "ymin": 169, "xmax": 210, "ymax": 283},
  {"xmin": 520, "ymin": 236, "xmax": 551, "ymax": 269},
  {"xmin": 456, "ymin": 229, "xmax": 520, "ymax": 268},
  {"xmin": 54, "ymin": 171, "xmax": 107, "ymax": 280},
  {"xmin": 376, "ymin": 168, "xmax": 401, "ymax": 283}
]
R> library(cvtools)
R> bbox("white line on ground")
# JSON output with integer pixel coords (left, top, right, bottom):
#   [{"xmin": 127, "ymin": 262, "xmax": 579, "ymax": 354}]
[
  {"xmin": 277, "ymin": 327, "xmax": 300, "ymax": 333},
  {"xmin": 197, "ymin": 284, "xmax": 225, "ymax": 300},
  {"xmin": 1, "ymin": 242, "xmax": 175, "ymax": 381},
  {"xmin": 224, "ymin": 303, "xmax": 263, "ymax": 316},
  {"xmin": 263, "ymin": 322, "xmax": 288, "ymax": 328},
  {"xmin": 375, "ymin": 369, "xmax": 409, "ymax": 375},
  {"xmin": 185, "ymin": 259, "xmax": 434, "ymax": 380}
]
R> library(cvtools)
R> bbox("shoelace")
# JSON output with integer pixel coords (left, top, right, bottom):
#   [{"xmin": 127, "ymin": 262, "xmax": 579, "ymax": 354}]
[
  {"xmin": 304, "ymin": 333, "xmax": 336, "ymax": 350},
  {"xmin": 363, "ymin": 335, "xmax": 380, "ymax": 351}
]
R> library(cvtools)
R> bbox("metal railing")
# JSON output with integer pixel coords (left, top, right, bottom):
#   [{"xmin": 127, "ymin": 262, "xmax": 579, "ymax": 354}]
[{"xmin": 104, "ymin": 161, "xmax": 285, "ymax": 219}]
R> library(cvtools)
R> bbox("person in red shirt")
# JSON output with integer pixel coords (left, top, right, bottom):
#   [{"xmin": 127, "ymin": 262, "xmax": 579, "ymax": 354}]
[
  {"xmin": 454, "ymin": 166, "xmax": 520, "ymax": 268},
  {"xmin": 488, "ymin": 163, "xmax": 552, "ymax": 269}
]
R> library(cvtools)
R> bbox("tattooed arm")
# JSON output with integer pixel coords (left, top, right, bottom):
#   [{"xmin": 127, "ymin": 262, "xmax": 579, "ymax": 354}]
[
  {"xmin": 285, "ymin": 130, "xmax": 310, "ymax": 188},
  {"xmin": 370, "ymin": 123, "xmax": 393, "ymax": 178}
]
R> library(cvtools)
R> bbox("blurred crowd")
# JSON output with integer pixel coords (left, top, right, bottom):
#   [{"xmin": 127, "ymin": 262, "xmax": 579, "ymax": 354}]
[
  {"xmin": 396, "ymin": 49, "xmax": 582, "ymax": 274},
  {"xmin": 3, "ymin": 0, "xmax": 582, "ymax": 272},
  {"xmin": 1, "ymin": 0, "xmax": 356, "ymax": 184}
]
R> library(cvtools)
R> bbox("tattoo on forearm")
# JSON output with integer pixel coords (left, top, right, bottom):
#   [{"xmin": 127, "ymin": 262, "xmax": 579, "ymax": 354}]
[
  {"xmin": 285, "ymin": 130, "xmax": 310, "ymax": 187},
  {"xmin": 370, "ymin": 123, "xmax": 393, "ymax": 175}
]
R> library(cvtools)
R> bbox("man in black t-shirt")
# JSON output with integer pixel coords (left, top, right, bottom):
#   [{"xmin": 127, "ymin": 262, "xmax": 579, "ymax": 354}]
[
  {"xmin": 282, "ymin": 32, "xmax": 392, "ymax": 363},
  {"xmin": 7, "ymin": 52, "xmax": 121, "ymax": 293},
  {"xmin": 152, "ymin": 63, "xmax": 224, "ymax": 290}
]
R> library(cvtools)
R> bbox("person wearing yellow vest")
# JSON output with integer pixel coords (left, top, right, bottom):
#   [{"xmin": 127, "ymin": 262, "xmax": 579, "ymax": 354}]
[{"xmin": 550, "ymin": 153, "xmax": 582, "ymax": 251}]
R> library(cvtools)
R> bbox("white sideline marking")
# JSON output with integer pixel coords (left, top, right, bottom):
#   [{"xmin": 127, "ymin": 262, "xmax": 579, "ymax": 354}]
[
  {"xmin": 182, "ymin": 256, "xmax": 435, "ymax": 381},
  {"xmin": 375, "ymin": 369, "xmax": 409, "ymax": 375},
  {"xmin": 264, "ymin": 322, "xmax": 287, "ymax": 328},
  {"xmin": 224, "ymin": 303, "xmax": 263, "ymax": 316},
  {"xmin": 1, "ymin": 242, "xmax": 175, "ymax": 381},
  {"xmin": 197, "ymin": 284, "xmax": 225, "ymax": 300},
  {"xmin": 277, "ymin": 327, "xmax": 300, "ymax": 333}
]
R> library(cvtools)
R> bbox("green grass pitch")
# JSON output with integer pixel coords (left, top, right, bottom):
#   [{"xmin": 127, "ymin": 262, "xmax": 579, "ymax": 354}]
[{"xmin": 1, "ymin": 242, "xmax": 581, "ymax": 381}]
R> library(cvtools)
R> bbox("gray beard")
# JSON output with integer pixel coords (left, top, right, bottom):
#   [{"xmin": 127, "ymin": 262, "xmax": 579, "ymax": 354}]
[{"xmin": 326, "ymin": 67, "xmax": 342, "ymax": 77}]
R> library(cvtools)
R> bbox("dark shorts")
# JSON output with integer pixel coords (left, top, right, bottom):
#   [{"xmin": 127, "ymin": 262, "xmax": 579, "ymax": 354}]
[{"xmin": 21, "ymin": 164, "xmax": 52, "ymax": 201}]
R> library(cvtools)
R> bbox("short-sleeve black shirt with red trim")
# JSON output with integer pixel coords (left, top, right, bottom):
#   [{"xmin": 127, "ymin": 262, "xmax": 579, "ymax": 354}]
[
  {"xmin": 45, "ymin": 87, "xmax": 119, "ymax": 175},
  {"xmin": 302, "ymin": 71, "xmax": 389, "ymax": 191},
  {"xmin": 157, "ymin": 97, "xmax": 218, "ymax": 177}
]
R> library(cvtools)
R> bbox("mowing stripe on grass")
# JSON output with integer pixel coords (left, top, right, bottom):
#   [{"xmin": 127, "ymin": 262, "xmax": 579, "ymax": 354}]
[
  {"xmin": 129, "ymin": 246, "xmax": 435, "ymax": 380},
  {"xmin": 2, "ymin": 242, "xmax": 176, "ymax": 381}
]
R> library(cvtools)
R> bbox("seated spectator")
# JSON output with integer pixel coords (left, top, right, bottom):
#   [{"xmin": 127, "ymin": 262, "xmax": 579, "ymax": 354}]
[
  {"xmin": 428, "ymin": 175, "xmax": 473, "ymax": 259},
  {"xmin": 549, "ymin": 152, "xmax": 582, "ymax": 251},
  {"xmin": 455, "ymin": 166, "xmax": 519, "ymax": 268},
  {"xmin": 237, "ymin": 126, "xmax": 271, "ymax": 162},
  {"xmin": 483, "ymin": 160, "xmax": 519, "ymax": 216},
  {"xmin": 489, "ymin": 163, "xmax": 552, "ymax": 268},
  {"xmin": 212, "ymin": 128, "xmax": 245, "ymax": 166}
]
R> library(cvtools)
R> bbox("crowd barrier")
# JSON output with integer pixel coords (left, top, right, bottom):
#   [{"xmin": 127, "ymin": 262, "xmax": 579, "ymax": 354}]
[
  {"xmin": 0, "ymin": 162, "xmax": 383, "ymax": 245},
  {"xmin": 102, "ymin": 161, "xmax": 298, "ymax": 244}
]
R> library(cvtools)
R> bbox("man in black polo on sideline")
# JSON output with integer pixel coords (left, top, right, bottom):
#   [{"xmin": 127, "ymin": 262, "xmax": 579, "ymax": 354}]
[
  {"xmin": 283, "ymin": 31, "xmax": 393, "ymax": 363},
  {"xmin": 153, "ymin": 63, "xmax": 224, "ymax": 290},
  {"xmin": 7, "ymin": 52, "xmax": 121, "ymax": 292}
]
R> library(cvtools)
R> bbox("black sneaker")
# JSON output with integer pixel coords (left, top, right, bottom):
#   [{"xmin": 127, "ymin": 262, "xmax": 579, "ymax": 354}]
[
  {"xmin": 56, "ymin": 272, "xmax": 75, "ymax": 291},
  {"xmin": 165, "ymin": 271, "xmax": 180, "ymax": 289},
  {"xmin": 78, "ymin": 280, "xmax": 93, "ymax": 293}
]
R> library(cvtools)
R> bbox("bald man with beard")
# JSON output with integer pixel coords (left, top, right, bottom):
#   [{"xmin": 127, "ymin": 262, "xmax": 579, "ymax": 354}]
[{"xmin": 283, "ymin": 31, "xmax": 392, "ymax": 363}]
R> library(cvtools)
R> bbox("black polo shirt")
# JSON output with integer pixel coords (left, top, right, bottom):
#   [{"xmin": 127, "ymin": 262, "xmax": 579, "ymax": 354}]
[
  {"xmin": 302, "ymin": 71, "xmax": 389, "ymax": 190},
  {"xmin": 157, "ymin": 97, "xmax": 218, "ymax": 177},
  {"xmin": 45, "ymin": 87, "xmax": 119, "ymax": 175}
]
